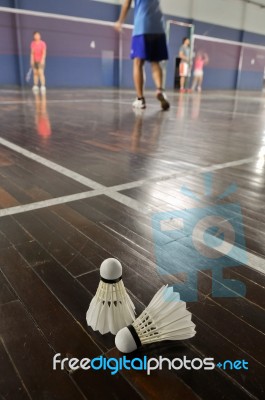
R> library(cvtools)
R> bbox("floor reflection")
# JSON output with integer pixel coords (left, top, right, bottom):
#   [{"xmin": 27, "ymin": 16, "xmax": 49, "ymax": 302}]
[
  {"xmin": 34, "ymin": 93, "xmax": 51, "ymax": 141},
  {"xmin": 131, "ymin": 109, "xmax": 165, "ymax": 154}
]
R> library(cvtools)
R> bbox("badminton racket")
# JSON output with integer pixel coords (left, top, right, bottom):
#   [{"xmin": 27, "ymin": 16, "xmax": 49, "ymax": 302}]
[{"xmin": 25, "ymin": 67, "xmax": 32, "ymax": 83}]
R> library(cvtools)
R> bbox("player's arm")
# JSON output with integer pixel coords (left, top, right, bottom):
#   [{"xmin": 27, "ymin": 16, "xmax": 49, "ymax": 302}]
[{"xmin": 115, "ymin": 0, "xmax": 132, "ymax": 31}]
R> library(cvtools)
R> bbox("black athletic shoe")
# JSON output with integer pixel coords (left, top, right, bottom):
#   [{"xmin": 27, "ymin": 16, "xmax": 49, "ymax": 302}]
[{"xmin": 156, "ymin": 91, "xmax": 170, "ymax": 110}]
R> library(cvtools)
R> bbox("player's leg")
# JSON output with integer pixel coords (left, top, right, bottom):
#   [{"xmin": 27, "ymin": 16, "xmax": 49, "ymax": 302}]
[
  {"xmin": 151, "ymin": 62, "xmax": 170, "ymax": 111},
  {"xmin": 32, "ymin": 63, "xmax": 40, "ymax": 93},
  {"xmin": 197, "ymin": 75, "xmax": 203, "ymax": 92},
  {"xmin": 149, "ymin": 34, "xmax": 170, "ymax": 110},
  {"xmin": 39, "ymin": 65, "xmax": 46, "ymax": 93},
  {"xmin": 133, "ymin": 58, "xmax": 146, "ymax": 108},
  {"xmin": 180, "ymin": 76, "xmax": 185, "ymax": 91},
  {"xmin": 151, "ymin": 62, "xmax": 163, "ymax": 89},
  {"xmin": 133, "ymin": 58, "xmax": 145, "ymax": 99},
  {"xmin": 180, "ymin": 62, "xmax": 189, "ymax": 92},
  {"xmin": 33, "ymin": 69, "xmax": 39, "ymax": 85},
  {"xmin": 191, "ymin": 75, "xmax": 197, "ymax": 91},
  {"xmin": 179, "ymin": 63, "xmax": 185, "ymax": 92},
  {"xmin": 131, "ymin": 35, "xmax": 146, "ymax": 109}
]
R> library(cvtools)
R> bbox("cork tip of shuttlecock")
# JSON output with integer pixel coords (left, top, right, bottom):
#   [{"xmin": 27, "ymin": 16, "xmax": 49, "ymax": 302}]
[
  {"xmin": 115, "ymin": 327, "xmax": 138, "ymax": 353},
  {"xmin": 100, "ymin": 258, "xmax": 122, "ymax": 281}
]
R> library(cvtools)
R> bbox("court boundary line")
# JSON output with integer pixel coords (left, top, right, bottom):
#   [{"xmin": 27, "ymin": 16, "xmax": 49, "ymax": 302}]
[
  {"xmin": 0, "ymin": 136, "xmax": 264, "ymax": 274},
  {"xmin": 0, "ymin": 96, "xmax": 263, "ymax": 118},
  {"xmin": 0, "ymin": 135, "xmax": 258, "ymax": 217}
]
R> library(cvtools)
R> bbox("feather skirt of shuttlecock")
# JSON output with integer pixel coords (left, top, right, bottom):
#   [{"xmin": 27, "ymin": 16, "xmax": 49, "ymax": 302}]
[
  {"xmin": 86, "ymin": 280, "xmax": 135, "ymax": 335},
  {"xmin": 133, "ymin": 285, "xmax": 196, "ymax": 345}
]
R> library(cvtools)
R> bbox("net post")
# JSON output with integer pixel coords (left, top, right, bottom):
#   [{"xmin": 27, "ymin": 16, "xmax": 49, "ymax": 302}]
[
  {"xmin": 13, "ymin": 3, "xmax": 25, "ymax": 89},
  {"xmin": 236, "ymin": 46, "xmax": 244, "ymax": 90},
  {"xmin": 119, "ymin": 30, "xmax": 123, "ymax": 89},
  {"xmin": 163, "ymin": 19, "xmax": 171, "ymax": 90},
  {"xmin": 188, "ymin": 23, "xmax": 195, "ymax": 89}
]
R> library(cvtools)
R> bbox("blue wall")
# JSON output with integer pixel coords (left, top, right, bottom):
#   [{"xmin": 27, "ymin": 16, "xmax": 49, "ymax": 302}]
[{"xmin": 0, "ymin": 0, "xmax": 265, "ymax": 90}]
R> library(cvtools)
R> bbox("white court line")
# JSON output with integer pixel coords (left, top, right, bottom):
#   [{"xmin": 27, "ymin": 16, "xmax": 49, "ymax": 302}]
[
  {"xmin": 199, "ymin": 157, "xmax": 257, "ymax": 172},
  {"xmin": 0, "ymin": 136, "xmax": 264, "ymax": 274},
  {"xmin": 0, "ymin": 137, "xmax": 152, "ymax": 213},
  {"xmin": 0, "ymin": 98, "xmax": 137, "ymax": 109},
  {"xmin": 213, "ymin": 239, "xmax": 265, "ymax": 276},
  {"xmin": 0, "ymin": 98, "xmax": 147, "ymax": 107},
  {"xmin": 0, "ymin": 137, "xmax": 104, "ymax": 190},
  {"xmin": 0, "ymin": 136, "xmax": 258, "ymax": 216},
  {"xmin": 0, "ymin": 137, "xmax": 156, "ymax": 214},
  {"xmin": 0, "ymin": 98, "xmax": 130, "ymax": 106},
  {"xmin": 0, "ymin": 135, "xmax": 258, "ymax": 218},
  {"xmin": 0, "ymin": 187, "xmax": 152, "ymax": 217},
  {"xmin": 0, "ymin": 97, "xmax": 262, "ymax": 118},
  {"xmin": 0, "ymin": 191, "xmax": 93, "ymax": 217}
]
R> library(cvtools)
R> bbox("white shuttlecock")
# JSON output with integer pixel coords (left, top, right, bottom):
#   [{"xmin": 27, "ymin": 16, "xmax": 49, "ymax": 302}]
[
  {"xmin": 90, "ymin": 41, "xmax": 96, "ymax": 49},
  {"xmin": 86, "ymin": 258, "xmax": 135, "ymax": 335},
  {"xmin": 115, "ymin": 285, "xmax": 196, "ymax": 353}
]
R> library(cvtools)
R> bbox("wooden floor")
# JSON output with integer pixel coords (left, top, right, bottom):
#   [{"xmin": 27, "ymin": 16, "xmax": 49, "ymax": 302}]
[{"xmin": 0, "ymin": 88, "xmax": 265, "ymax": 400}]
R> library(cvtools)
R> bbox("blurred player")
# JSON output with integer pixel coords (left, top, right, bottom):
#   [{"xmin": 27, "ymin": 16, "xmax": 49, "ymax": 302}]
[
  {"xmin": 30, "ymin": 31, "xmax": 47, "ymax": 94},
  {"xmin": 115, "ymin": 0, "xmax": 170, "ymax": 110},
  {"xmin": 191, "ymin": 51, "xmax": 209, "ymax": 92},
  {"xmin": 179, "ymin": 37, "xmax": 190, "ymax": 93}
]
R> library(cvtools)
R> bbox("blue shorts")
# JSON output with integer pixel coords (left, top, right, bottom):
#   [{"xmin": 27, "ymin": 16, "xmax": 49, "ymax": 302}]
[{"xmin": 131, "ymin": 34, "xmax": 168, "ymax": 62}]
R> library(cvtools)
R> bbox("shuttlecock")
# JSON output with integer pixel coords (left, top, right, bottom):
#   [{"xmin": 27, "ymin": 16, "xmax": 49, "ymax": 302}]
[
  {"xmin": 86, "ymin": 258, "xmax": 135, "ymax": 335},
  {"xmin": 90, "ymin": 41, "xmax": 96, "ymax": 49},
  {"xmin": 115, "ymin": 285, "xmax": 196, "ymax": 353}
]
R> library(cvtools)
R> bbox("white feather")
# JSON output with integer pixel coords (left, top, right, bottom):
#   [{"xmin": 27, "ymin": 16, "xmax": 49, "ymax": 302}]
[
  {"xmin": 115, "ymin": 285, "xmax": 196, "ymax": 352},
  {"xmin": 86, "ymin": 260, "xmax": 135, "ymax": 335}
]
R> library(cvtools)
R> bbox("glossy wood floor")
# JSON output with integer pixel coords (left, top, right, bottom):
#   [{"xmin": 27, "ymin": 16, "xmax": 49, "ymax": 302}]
[{"xmin": 0, "ymin": 88, "xmax": 265, "ymax": 400}]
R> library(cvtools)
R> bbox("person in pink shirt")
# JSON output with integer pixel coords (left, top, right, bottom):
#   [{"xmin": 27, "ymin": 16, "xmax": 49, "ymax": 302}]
[
  {"xmin": 30, "ymin": 31, "xmax": 47, "ymax": 94},
  {"xmin": 191, "ymin": 51, "xmax": 209, "ymax": 92}
]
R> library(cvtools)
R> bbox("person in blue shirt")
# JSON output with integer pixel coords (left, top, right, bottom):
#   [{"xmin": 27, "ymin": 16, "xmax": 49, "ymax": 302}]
[{"xmin": 115, "ymin": 0, "xmax": 170, "ymax": 110}]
